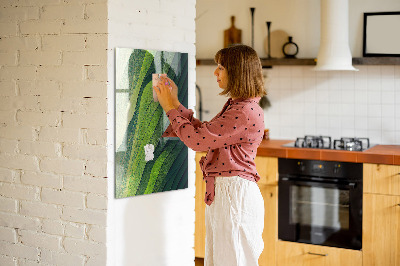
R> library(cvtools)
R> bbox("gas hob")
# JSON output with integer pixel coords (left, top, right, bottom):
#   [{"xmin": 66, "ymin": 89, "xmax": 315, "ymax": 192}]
[{"xmin": 282, "ymin": 135, "xmax": 374, "ymax": 151}]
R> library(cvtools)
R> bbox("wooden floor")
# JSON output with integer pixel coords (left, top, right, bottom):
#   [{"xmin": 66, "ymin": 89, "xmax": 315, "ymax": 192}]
[{"xmin": 195, "ymin": 257, "xmax": 204, "ymax": 266}]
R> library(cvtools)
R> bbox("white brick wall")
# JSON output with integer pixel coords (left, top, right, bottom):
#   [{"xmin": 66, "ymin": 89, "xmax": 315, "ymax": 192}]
[{"xmin": 0, "ymin": 0, "xmax": 108, "ymax": 265}]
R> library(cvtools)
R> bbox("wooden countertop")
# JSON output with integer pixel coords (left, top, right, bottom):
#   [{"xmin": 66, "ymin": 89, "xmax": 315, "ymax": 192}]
[{"xmin": 257, "ymin": 139, "xmax": 400, "ymax": 165}]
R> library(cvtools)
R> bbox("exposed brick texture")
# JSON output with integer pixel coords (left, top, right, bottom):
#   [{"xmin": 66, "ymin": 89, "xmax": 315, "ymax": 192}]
[{"xmin": 0, "ymin": 1, "xmax": 108, "ymax": 264}]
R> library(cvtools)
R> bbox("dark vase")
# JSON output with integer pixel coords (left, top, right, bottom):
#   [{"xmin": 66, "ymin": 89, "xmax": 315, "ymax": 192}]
[{"xmin": 282, "ymin": 36, "xmax": 299, "ymax": 58}]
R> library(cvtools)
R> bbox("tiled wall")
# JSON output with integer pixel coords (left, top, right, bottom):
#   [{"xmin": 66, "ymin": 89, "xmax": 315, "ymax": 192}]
[{"xmin": 196, "ymin": 65, "xmax": 400, "ymax": 145}]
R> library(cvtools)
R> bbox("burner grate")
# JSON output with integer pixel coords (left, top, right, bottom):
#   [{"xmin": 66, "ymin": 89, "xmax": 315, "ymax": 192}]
[
  {"xmin": 287, "ymin": 136, "xmax": 371, "ymax": 151},
  {"xmin": 295, "ymin": 135, "xmax": 332, "ymax": 149},
  {"xmin": 333, "ymin": 137, "xmax": 370, "ymax": 151}
]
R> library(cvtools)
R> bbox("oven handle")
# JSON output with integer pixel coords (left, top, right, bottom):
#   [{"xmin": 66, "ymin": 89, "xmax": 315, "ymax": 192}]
[{"xmin": 280, "ymin": 177, "xmax": 357, "ymax": 189}]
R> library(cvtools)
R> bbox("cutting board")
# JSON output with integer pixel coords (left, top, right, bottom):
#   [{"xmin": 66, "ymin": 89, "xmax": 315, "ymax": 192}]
[{"xmin": 224, "ymin": 16, "xmax": 242, "ymax": 48}]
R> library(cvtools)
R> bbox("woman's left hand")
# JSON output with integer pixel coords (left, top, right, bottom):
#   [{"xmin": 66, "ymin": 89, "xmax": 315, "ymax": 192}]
[{"xmin": 154, "ymin": 77, "xmax": 175, "ymax": 113}]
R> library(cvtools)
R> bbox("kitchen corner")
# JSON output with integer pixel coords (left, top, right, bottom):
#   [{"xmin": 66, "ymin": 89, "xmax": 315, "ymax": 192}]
[
  {"xmin": 195, "ymin": 0, "xmax": 400, "ymax": 265},
  {"xmin": 195, "ymin": 140, "xmax": 400, "ymax": 265}
]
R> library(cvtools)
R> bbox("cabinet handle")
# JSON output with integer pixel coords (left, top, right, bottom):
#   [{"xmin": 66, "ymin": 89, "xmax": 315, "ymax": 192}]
[
  {"xmin": 397, "ymin": 204, "xmax": 400, "ymax": 207},
  {"xmin": 307, "ymin": 252, "xmax": 328, "ymax": 256}
]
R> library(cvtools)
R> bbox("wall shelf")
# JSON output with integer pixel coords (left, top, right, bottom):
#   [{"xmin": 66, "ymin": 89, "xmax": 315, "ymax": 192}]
[
  {"xmin": 196, "ymin": 57, "xmax": 400, "ymax": 67},
  {"xmin": 352, "ymin": 57, "xmax": 400, "ymax": 65}
]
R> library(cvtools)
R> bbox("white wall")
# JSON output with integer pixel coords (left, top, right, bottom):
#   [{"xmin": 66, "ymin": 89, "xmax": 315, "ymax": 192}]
[
  {"xmin": 107, "ymin": 1, "xmax": 197, "ymax": 266},
  {"xmin": 0, "ymin": 1, "xmax": 108, "ymax": 265},
  {"xmin": 196, "ymin": 0, "xmax": 400, "ymax": 145},
  {"xmin": 196, "ymin": 0, "xmax": 400, "ymax": 58}
]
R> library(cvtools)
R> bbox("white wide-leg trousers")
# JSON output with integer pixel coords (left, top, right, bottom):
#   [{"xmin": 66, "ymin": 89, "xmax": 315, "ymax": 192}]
[{"xmin": 205, "ymin": 176, "xmax": 265, "ymax": 266}]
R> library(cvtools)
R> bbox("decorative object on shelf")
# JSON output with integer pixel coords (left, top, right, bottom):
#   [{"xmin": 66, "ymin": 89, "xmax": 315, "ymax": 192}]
[
  {"xmin": 363, "ymin": 11, "xmax": 400, "ymax": 57},
  {"xmin": 224, "ymin": 16, "xmax": 242, "ymax": 48},
  {"xmin": 264, "ymin": 29, "xmax": 289, "ymax": 58},
  {"xmin": 265, "ymin": 21, "xmax": 272, "ymax": 58},
  {"xmin": 282, "ymin": 36, "xmax": 299, "ymax": 58},
  {"xmin": 314, "ymin": 0, "xmax": 357, "ymax": 71},
  {"xmin": 250, "ymin": 7, "xmax": 255, "ymax": 48}
]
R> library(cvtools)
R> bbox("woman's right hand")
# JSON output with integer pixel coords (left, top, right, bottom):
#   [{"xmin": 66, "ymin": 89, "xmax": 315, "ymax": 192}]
[{"xmin": 160, "ymin": 76, "xmax": 180, "ymax": 108}]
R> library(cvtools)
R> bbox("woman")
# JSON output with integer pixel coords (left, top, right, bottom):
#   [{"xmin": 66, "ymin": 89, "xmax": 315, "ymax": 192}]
[{"xmin": 155, "ymin": 44, "xmax": 266, "ymax": 266}]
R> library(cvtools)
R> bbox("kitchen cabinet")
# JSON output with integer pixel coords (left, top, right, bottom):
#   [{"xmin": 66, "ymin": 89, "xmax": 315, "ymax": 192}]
[
  {"xmin": 363, "ymin": 193, "xmax": 400, "ymax": 266},
  {"xmin": 195, "ymin": 152, "xmax": 207, "ymax": 258},
  {"xmin": 363, "ymin": 163, "xmax": 400, "ymax": 196},
  {"xmin": 259, "ymin": 184, "xmax": 278, "ymax": 266},
  {"xmin": 363, "ymin": 163, "xmax": 400, "ymax": 266},
  {"xmin": 276, "ymin": 241, "xmax": 362, "ymax": 266},
  {"xmin": 256, "ymin": 157, "xmax": 278, "ymax": 266},
  {"xmin": 255, "ymin": 156, "xmax": 278, "ymax": 186},
  {"xmin": 195, "ymin": 156, "xmax": 400, "ymax": 265}
]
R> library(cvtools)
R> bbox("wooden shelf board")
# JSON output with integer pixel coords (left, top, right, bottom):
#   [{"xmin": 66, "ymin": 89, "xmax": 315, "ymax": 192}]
[
  {"xmin": 352, "ymin": 57, "xmax": 400, "ymax": 65},
  {"xmin": 196, "ymin": 57, "xmax": 400, "ymax": 67}
]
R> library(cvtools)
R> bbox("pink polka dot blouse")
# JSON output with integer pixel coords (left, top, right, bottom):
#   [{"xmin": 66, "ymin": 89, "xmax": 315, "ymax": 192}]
[{"xmin": 162, "ymin": 97, "xmax": 265, "ymax": 205}]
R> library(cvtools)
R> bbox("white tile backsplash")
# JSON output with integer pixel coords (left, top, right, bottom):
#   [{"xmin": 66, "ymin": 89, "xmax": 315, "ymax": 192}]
[
  {"xmin": 382, "ymin": 117, "xmax": 396, "ymax": 131},
  {"xmin": 367, "ymin": 77, "xmax": 381, "ymax": 91},
  {"xmin": 395, "ymin": 118, "xmax": 400, "ymax": 131},
  {"xmin": 355, "ymin": 104, "xmax": 368, "ymax": 117},
  {"xmin": 382, "ymin": 90, "xmax": 395, "ymax": 104},
  {"xmin": 367, "ymin": 91, "xmax": 381, "ymax": 105},
  {"xmin": 367, "ymin": 104, "xmax": 382, "ymax": 118},
  {"xmin": 341, "ymin": 89, "xmax": 355, "ymax": 104},
  {"xmin": 196, "ymin": 65, "xmax": 400, "ymax": 144},
  {"xmin": 316, "ymin": 89, "xmax": 330, "ymax": 103},
  {"xmin": 355, "ymin": 117, "xmax": 368, "ymax": 130},
  {"xmin": 382, "ymin": 78, "xmax": 395, "ymax": 91},
  {"xmin": 382, "ymin": 105, "xmax": 395, "ymax": 118},
  {"xmin": 381, "ymin": 66, "xmax": 395, "ymax": 77},
  {"xmin": 395, "ymin": 66, "xmax": 400, "ymax": 78},
  {"xmin": 341, "ymin": 104, "xmax": 355, "ymax": 116}
]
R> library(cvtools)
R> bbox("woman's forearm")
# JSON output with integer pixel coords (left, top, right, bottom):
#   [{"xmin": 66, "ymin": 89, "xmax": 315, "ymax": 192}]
[{"xmin": 173, "ymin": 100, "xmax": 181, "ymax": 109}]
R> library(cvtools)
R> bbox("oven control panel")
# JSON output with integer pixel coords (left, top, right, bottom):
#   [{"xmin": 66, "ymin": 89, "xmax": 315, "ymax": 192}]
[{"xmin": 281, "ymin": 158, "xmax": 362, "ymax": 180}]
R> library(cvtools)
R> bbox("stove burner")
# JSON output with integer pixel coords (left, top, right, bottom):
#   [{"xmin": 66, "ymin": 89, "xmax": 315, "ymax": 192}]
[
  {"xmin": 286, "ymin": 136, "xmax": 372, "ymax": 151},
  {"xmin": 333, "ymin": 137, "xmax": 370, "ymax": 151},
  {"xmin": 295, "ymin": 135, "xmax": 332, "ymax": 149}
]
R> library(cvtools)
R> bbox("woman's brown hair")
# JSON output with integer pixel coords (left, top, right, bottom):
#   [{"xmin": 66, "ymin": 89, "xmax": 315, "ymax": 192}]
[{"xmin": 214, "ymin": 44, "xmax": 266, "ymax": 99}]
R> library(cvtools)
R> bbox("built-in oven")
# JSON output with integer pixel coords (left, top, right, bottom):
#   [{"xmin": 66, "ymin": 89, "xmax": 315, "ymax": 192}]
[{"xmin": 278, "ymin": 158, "xmax": 363, "ymax": 250}]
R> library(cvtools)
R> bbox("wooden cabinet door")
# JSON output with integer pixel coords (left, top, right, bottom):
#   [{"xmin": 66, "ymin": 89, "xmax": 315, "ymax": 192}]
[
  {"xmin": 363, "ymin": 193, "xmax": 400, "ymax": 266},
  {"xmin": 259, "ymin": 185, "xmax": 278, "ymax": 266},
  {"xmin": 255, "ymin": 156, "xmax": 278, "ymax": 186},
  {"xmin": 276, "ymin": 241, "xmax": 362, "ymax": 266},
  {"xmin": 195, "ymin": 152, "xmax": 207, "ymax": 258},
  {"xmin": 364, "ymin": 164, "xmax": 400, "ymax": 196}
]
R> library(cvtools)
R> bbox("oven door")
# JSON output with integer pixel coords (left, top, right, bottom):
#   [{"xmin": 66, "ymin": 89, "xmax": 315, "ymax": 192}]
[{"xmin": 278, "ymin": 176, "xmax": 362, "ymax": 250}]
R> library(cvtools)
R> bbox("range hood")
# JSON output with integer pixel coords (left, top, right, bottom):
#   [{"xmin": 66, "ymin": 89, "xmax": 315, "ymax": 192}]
[{"xmin": 314, "ymin": 0, "xmax": 358, "ymax": 71}]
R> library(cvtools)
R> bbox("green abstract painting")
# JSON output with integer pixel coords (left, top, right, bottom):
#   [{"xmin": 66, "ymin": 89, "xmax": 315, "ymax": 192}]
[{"xmin": 115, "ymin": 48, "xmax": 188, "ymax": 199}]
